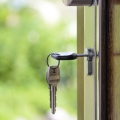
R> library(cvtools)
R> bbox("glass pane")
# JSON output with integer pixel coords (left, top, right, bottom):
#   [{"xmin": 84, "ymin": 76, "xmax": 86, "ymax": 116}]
[{"xmin": 0, "ymin": 0, "xmax": 77, "ymax": 120}]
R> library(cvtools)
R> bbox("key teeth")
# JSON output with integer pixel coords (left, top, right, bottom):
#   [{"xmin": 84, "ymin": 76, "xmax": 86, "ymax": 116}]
[
  {"xmin": 50, "ymin": 98, "xmax": 52, "ymax": 108},
  {"xmin": 50, "ymin": 90, "xmax": 52, "ymax": 108},
  {"xmin": 52, "ymin": 111, "xmax": 55, "ymax": 114},
  {"xmin": 55, "ymin": 94, "xmax": 56, "ymax": 107},
  {"xmin": 52, "ymin": 109, "xmax": 56, "ymax": 114}
]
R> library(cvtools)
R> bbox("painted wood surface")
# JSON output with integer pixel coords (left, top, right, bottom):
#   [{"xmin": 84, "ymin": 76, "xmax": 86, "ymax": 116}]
[
  {"xmin": 77, "ymin": 7, "xmax": 84, "ymax": 120},
  {"xmin": 77, "ymin": 6, "xmax": 96, "ymax": 120},
  {"xmin": 84, "ymin": 6, "xmax": 95, "ymax": 120}
]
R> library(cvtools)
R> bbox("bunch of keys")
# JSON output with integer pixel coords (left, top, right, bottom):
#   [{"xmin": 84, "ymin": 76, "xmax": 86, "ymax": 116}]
[
  {"xmin": 46, "ymin": 51, "xmax": 94, "ymax": 114},
  {"xmin": 46, "ymin": 53, "xmax": 60, "ymax": 114},
  {"xmin": 46, "ymin": 52, "xmax": 89, "ymax": 114}
]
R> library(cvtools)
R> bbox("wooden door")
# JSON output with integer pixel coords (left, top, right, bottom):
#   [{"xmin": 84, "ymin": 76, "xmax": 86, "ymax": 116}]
[{"xmin": 100, "ymin": 0, "xmax": 120, "ymax": 120}]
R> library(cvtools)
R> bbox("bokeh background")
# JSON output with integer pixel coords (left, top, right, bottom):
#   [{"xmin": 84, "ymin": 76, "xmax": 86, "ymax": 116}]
[{"xmin": 0, "ymin": 0, "xmax": 77, "ymax": 120}]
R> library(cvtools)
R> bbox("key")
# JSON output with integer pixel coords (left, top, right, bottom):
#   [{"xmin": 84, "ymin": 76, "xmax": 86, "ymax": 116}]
[
  {"xmin": 51, "ymin": 52, "xmax": 88, "ymax": 60},
  {"xmin": 46, "ymin": 70, "xmax": 52, "ymax": 108},
  {"xmin": 46, "ymin": 67, "xmax": 59, "ymax": 109},
  {"xmin": 47, "ymin": 66, "xmax": 60, "ymax": 114},
  {"xmin": 46, "ymin": 66, "xmax": 60, "ymax": 114},
  {"xmin": 51, "ymin": 52, "xmax": 78, "ymax": 60},
  {"xmin": 49, "ymin": 84, "xmax": 52, "ymax": 108}
]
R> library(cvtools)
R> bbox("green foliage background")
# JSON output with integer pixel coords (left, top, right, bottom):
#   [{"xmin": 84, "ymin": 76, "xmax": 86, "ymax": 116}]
[{"xmin": 0, "ymin": 1, "xmax": 77, "ymax": 119}]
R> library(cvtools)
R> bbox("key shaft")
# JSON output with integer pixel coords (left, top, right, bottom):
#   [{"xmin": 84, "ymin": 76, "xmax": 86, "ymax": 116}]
[
  {"xmin": 51, "ymin": 85, "xmax": 56, "ymax": 114},
  {"xmin": 46, "ymin": 66, "xmax": 60, "ymax": 114},
  {"xmin": 49, "ymin": 84, "xmax": 52, "ymax": 108}
]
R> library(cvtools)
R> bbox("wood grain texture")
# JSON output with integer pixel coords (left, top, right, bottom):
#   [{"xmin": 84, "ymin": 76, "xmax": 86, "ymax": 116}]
[
  {"xmin": 100, "ymin": 0, "xmax": 120, "ymax": 120},
  {"xmin": 107, "ymin": 0, "xmax": 120, "ymax": 119}
]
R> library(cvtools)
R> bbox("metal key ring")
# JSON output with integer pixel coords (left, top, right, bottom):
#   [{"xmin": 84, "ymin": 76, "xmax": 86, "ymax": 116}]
[{"xmin": 46, "ymin": 53, "xmax": 60, "ymax": 68}]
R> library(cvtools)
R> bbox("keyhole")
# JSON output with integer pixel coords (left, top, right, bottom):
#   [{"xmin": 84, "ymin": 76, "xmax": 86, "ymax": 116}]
[{"xmin": 53, "ymin": 68, "xmax": 56, "ymax": 74}]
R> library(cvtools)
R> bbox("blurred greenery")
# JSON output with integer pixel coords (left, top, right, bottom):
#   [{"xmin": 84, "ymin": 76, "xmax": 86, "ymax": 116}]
[{"xmin": 0, "ymin": 0, "xmax": 77, "ymax": 119}]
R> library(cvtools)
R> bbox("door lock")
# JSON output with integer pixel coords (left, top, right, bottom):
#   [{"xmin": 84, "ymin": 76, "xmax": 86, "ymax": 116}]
[
  {"xmin": 62, "ymin": 0, "xmax": 95, "ymax": 6},
  {"xmin": 51, "ymin": 48, "xmax": 94, "ymax": 75}
]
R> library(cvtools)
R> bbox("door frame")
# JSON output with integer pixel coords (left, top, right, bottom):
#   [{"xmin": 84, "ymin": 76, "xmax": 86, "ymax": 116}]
[
  {"xmin": 77, "ymin": 6, "xmax": 84, "ymax": 120},
  {"xmin": 99, "ymin": 0, "xmax": 107, "ymax": 120}
]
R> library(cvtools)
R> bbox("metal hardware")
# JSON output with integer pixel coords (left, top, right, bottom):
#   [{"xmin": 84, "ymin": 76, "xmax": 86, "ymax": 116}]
[
  {"xmin": 94, "ymin": 0, "xmax": 98, "ymax": 119},
  {"xmin": 85, "ymin": 48, "xmax": 94, "ymax": 75},
  {"xmin": 51, "ymin": 48, "xmax": 94, "ymax": 75},
  {"xmin": 46, "ymin": 66, "xmax": 60, "ymax": 114},
  {"xmin": 62, "ymin": 0, "xmax": 95, "ymax": 6},
  {"xmin": 46, "ymin": 53, "xmax": 60, "ymax": 68}
]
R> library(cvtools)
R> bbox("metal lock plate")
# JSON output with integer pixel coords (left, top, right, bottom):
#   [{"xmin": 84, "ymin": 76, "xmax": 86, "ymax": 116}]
[
  {"xmin": 85, "ymin": 48, "xmax": 94, "ymax": 75},
  {"xmin": 51, "ymin": 48, "xmax": 94, "ymax": 76}
]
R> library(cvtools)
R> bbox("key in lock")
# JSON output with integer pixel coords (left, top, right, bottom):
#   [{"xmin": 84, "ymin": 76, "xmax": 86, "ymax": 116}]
[{"xmin": 51, "ymin": 48, "xmax": 94, "ymax": 75}]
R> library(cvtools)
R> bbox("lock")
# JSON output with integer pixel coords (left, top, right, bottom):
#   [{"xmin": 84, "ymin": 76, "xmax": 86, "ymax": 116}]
[
  {"xmin": 51, "ymin": 48, "xmax": 94, "ymax": 75},
  {"xmin": 84, "ymin": 48, "xmax": 94, "ymax": 75},
  {"xmin": 62, "ymin": 0, "xmax": 95, "ymax": 6}
]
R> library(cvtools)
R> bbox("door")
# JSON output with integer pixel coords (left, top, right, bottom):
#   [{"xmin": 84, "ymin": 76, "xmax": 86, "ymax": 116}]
[
  {"xmin": 100, "ymin": 0, "xmax": 120, "ymax": 120},
  {"xmin": 77, "ymin": 0, "xmax": 120, "ymax": 120}
]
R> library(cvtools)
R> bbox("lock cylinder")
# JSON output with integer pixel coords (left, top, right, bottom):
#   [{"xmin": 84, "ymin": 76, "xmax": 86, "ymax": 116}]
[{"xmin": 63, "ymin": 0, "xmax": 94, "ymax": 6}]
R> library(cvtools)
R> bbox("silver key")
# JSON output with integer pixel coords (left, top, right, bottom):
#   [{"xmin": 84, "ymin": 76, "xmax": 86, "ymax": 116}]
[
  {"xmin": 46, "ymin": 66, "xmax": 60, "ymax": 114},
  {"xmin": 46, "ymin": 71, "xmax": 52, "ymax": 108},
  {"xmin": 49, "ymin": 84, "xmax": 52, "ymax": 108}
]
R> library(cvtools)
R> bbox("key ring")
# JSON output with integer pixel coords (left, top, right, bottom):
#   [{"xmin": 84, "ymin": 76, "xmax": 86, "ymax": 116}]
[{"xmin": 46, "ymin": 53, "xmax": 60, "ymax": 68}]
